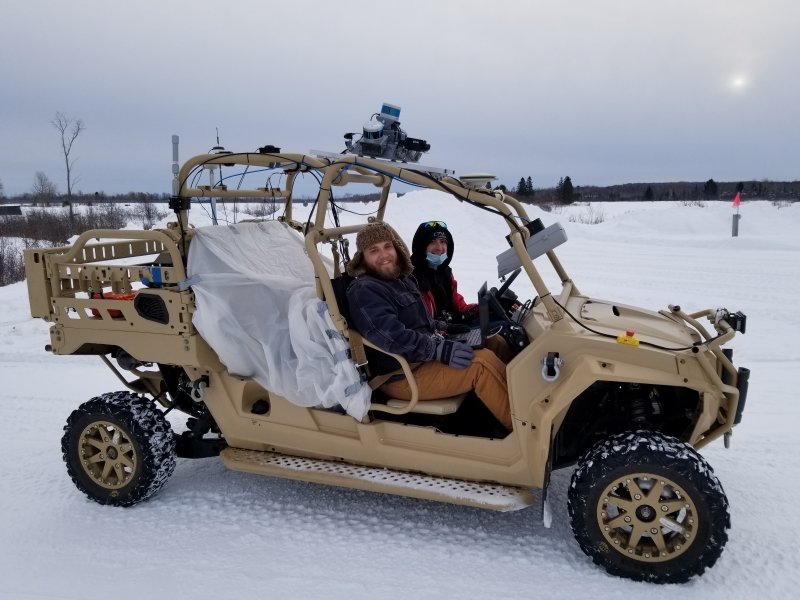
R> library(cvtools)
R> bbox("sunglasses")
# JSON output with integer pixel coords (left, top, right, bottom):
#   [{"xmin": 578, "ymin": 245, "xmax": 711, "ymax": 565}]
[{"xmin": 422, "ymin": 221, "xmax": 447, "ymax": 229}]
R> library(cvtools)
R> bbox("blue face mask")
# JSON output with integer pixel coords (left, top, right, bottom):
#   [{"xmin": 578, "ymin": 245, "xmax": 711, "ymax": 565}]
[{"xmin": 426, "ymin": 252, "xmax": 448, "ymax": 267}]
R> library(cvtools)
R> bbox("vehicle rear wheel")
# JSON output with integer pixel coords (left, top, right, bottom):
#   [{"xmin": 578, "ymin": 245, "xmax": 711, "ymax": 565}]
[
  {"xmin": 62, "ymin": 391, "xmax": 176, "ymax": 507},
  {"xmin": 567, "ymin": 430, "xmax": 730, "ymax": 583}
]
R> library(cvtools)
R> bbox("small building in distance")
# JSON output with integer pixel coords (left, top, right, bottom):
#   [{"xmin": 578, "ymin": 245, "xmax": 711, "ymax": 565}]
[{"xmin": 0, "ymin": 205, "xmax": 23, "ymax": 216}]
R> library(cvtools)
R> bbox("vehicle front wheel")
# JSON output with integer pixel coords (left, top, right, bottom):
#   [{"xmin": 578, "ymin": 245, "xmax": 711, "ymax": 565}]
[
  {"xmin": 62, "ymin": 391, "xmax": 177, "ymax": 507},
  {"xmin": 567, "ymin": 430, "xmax": 730, "ymax": 584}
]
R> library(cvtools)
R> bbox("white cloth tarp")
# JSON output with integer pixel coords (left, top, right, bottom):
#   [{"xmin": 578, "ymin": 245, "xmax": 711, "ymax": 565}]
[{"xmin": 186, "ymin": 221, "xmax": 371, "ymax": 420}]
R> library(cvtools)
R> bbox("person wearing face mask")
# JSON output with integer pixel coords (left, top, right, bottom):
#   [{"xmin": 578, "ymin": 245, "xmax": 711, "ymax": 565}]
[
  {"xmin": 410, "ymin": 221, "xmax": 479, "ymax": 325},
  {"xmin": 345, "ymin": 223, "xmax": 513, "ymax": 431}
]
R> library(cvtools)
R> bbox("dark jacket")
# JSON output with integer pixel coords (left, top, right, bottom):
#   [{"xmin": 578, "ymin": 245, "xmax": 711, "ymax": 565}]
[
  {"xmin": 346, "ymin": 274, "xmax": 438, "ymax": 375},
  {"xmin": 410, "ymin": 223, "xmax": 476, "ymax": 322}
]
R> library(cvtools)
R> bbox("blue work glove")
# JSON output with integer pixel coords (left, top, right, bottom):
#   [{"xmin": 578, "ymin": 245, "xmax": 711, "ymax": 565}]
[{"xmin": 434, "ymin": 339, "xmax": 473, "ymax": 369}]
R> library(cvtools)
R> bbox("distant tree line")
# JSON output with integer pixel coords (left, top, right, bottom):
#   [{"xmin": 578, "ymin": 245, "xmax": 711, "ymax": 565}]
[
  {"xmin": 0, "ymin": 185, "xmax": 172, "ymax": 207},
  {"xmin": 3, "ymin": 177, "xmax": 799, "ymax": 210},
  {"xmin": 504, "ymin": 176, "xmax": 800, "ymax": 204}
]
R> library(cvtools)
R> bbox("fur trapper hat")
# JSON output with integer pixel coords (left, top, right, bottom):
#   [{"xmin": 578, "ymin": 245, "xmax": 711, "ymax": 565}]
[{"xmin": 346, "ymin": 222, "xmax": 413, "ymax": 278}]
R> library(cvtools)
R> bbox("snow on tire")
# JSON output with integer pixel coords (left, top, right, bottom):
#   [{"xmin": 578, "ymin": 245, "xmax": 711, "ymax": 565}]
[
  {"xmin": 567, "ymin": 430, "xmax": 730, "ymax": 584},
  {"xmin": 62, "ymin": 391, "xmax": 177, "ymax": 507}
]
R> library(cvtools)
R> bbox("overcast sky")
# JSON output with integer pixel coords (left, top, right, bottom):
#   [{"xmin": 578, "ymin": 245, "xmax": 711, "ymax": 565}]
[{"xmin": 1, "ymin": 1, "xmax": 798, "ymax": 197}]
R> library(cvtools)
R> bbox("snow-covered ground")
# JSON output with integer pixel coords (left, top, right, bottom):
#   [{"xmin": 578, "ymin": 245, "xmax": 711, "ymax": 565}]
[{"xmin": 1, "ymin": 197, "xmax": 798, "ymax": 599}]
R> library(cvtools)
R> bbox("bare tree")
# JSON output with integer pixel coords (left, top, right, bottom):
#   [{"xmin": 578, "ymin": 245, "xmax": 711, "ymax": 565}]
[
  {"xmin": 51, "ymin": 111, "xmax": 85, "ymax": 222},
  {"xmin": 32, "ymin": 171, "xmax": 58, "ymax": 206},
  {"xmin": 0, "ymin": 229, "xmax": 26, "ymax": 286},
  {"xmin": 134, "ymin": 198, "xmax": 167, "ymax": 230},
  {"xmin": 0, "ymin": 177, "xmax": 5, "ymax": 198}
]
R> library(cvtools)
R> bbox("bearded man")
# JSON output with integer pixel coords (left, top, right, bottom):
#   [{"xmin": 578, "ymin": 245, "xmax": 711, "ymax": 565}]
[{"xmin": 345, "ymin": 223, "xmax": 512, "ymax": 431}]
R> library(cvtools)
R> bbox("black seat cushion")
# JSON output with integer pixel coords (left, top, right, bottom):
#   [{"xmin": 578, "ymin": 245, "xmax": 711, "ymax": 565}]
[{"xmin": 330, "ymin": 274, "xmax": 355, "ymax": 323}]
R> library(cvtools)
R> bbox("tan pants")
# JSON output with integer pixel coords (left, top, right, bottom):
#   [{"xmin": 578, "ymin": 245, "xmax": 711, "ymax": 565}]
[
  {"xmin": 484, "ymin": 334, "xmax": 514, "ymax": 364},
  {"xmin": 380, "ymin": 335, "xmax": 513, "ymax": 430}
]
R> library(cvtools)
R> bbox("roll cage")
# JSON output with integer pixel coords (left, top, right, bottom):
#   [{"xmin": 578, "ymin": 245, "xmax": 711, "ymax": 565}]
[{"xmin": 172, "ymin": 151, "xmax": 574, "ymax": 414}]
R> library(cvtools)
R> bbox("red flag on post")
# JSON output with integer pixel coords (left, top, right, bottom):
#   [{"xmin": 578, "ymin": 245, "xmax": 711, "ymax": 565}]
[{"xmin": 733, "ymin": 192, "xmax": 741, "ymax": 208}]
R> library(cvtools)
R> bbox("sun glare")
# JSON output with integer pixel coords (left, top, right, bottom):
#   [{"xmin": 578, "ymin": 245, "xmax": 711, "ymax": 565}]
[{"xmin": 730, "ymin": 75, "xmax": 748, "ymax": 92}]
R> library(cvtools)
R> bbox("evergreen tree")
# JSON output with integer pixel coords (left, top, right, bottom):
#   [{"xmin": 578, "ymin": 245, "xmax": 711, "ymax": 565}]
[
  {"xmin": 516, "ymin": 177, "xmax": 527, "ymax": 195},
  {"xmin": 526, "ymin": 176, "xmax": 533, "ymax": 196},
  {"xmin": 703, "ymin": 178, "xmax": 719, "ymax": 199},
  {"xmin": 558, "ymin": 176, "xmax": 575, "ymax": 204},
  {"xmin": 644, "ymin": 185, "xmax": 654, "ymax": 201}
]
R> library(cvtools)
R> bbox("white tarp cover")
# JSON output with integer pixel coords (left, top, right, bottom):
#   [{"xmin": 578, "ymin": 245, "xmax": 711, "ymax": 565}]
[{"xmin": 186, "ymin": 221, "xmax": 371, "ymax": 419}]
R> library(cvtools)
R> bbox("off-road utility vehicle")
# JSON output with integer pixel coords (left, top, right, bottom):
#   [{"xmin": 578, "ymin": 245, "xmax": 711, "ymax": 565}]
[{"xmin": 25, "ymin": 141, "xmax": 749, "ymax": 584}]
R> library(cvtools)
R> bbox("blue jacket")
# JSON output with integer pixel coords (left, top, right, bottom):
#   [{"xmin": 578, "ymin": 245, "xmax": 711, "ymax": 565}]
[{"xmin": 346, "ymin": 274, "xmax": 438, "ymax": 375}]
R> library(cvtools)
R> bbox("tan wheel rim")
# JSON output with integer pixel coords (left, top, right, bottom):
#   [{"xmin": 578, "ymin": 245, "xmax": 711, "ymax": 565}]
[
  {"xmin": 597, "ymin": 472, "xmax": 698, "ymax": 562},
  {"xmin": 78, "ymin": 420, "xmax": 137, "ymax": 491}
]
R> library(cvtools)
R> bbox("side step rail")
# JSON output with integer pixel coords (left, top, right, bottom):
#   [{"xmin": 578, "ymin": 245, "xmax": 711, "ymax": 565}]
[{"xmin": 221, "ymin": 448, "xmax": 533, "ymax": 512}]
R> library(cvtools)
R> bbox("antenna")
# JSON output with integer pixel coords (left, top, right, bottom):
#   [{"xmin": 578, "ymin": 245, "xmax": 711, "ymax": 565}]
[
  {"xmin": 171, "ymin": 134, "xmax": 179, "ymax": 196},
  {"xmin": 210, "ymin": 126, "xmax": 225, "ymax": 153},
  {"xmin": 205, "ymin": 127, "xmax": 230, "ymax": 225}
]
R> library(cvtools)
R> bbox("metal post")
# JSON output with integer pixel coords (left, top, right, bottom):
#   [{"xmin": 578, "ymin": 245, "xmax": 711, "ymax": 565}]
[
  {"xmin": 208, "ymin": 167, "xmax": 219, "ymax": 225},
  {"xmin": 732, "ymin": 213, "xmax": 741, "ymax": 237},
  {"xmin": 171, "ymin": 135, "xmax": 180, "ymax": 196}
]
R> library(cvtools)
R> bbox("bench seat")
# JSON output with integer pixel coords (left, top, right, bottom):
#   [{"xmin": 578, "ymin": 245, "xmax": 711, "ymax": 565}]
[{"xmin": 384, "ymin": 394, "xmax": 466, "ymax": 415}]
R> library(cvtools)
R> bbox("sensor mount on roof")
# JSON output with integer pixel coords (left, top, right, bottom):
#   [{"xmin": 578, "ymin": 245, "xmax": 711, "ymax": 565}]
[{"xmin": 343, "ymin": 103, "xmax": 431, "ymax": 163}]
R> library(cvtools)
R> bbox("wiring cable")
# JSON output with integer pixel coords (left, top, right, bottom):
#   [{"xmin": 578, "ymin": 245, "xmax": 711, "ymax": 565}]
[
  {"xmin": 552, "ymin": 298, "xmax": 699, "ymax": 352},
  {"xmin": 322, "ymin": 155, "xmax": 527, "ymax": 236},
  {"xmin": 329, "ymin": 200, "xmax": 380, "ymax": 217},
  {"xmin": 405, "ymin": 167, "xmax": 526, "ymax": 237},
  {"xmin": 303, "ymin": 169, "xmax": 324, "ymax": 233}
]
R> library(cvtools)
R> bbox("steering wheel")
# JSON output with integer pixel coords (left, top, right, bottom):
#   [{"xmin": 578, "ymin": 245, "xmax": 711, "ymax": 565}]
[
  {"xmin": 494, "ymin": 268, "xmax": 521, "ymax": 301},
  {"xmin": 482, "ymin": 268, "xmax": 522, "ymax": 332}
]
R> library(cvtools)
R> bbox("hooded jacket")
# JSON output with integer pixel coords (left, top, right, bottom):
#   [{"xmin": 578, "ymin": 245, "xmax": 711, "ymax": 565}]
[{"xmin": 410, "ymin": 222, "xmax": 476, "ymax": 323}]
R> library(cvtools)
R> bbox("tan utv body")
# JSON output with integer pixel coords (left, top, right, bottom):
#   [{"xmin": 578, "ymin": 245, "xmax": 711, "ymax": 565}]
[{"xmin": 25, "ymin": 150, "xmax": 749, "ymax": 584}]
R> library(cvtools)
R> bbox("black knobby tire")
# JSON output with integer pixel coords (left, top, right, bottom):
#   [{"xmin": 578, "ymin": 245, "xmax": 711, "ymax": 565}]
[
  {"xmin": 567, "ymin": 430, "xmax": 730, "ymax": 584},
  {"xmin": 62, "ymin": 391, "xmax": 177, "ymax": 507}
]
